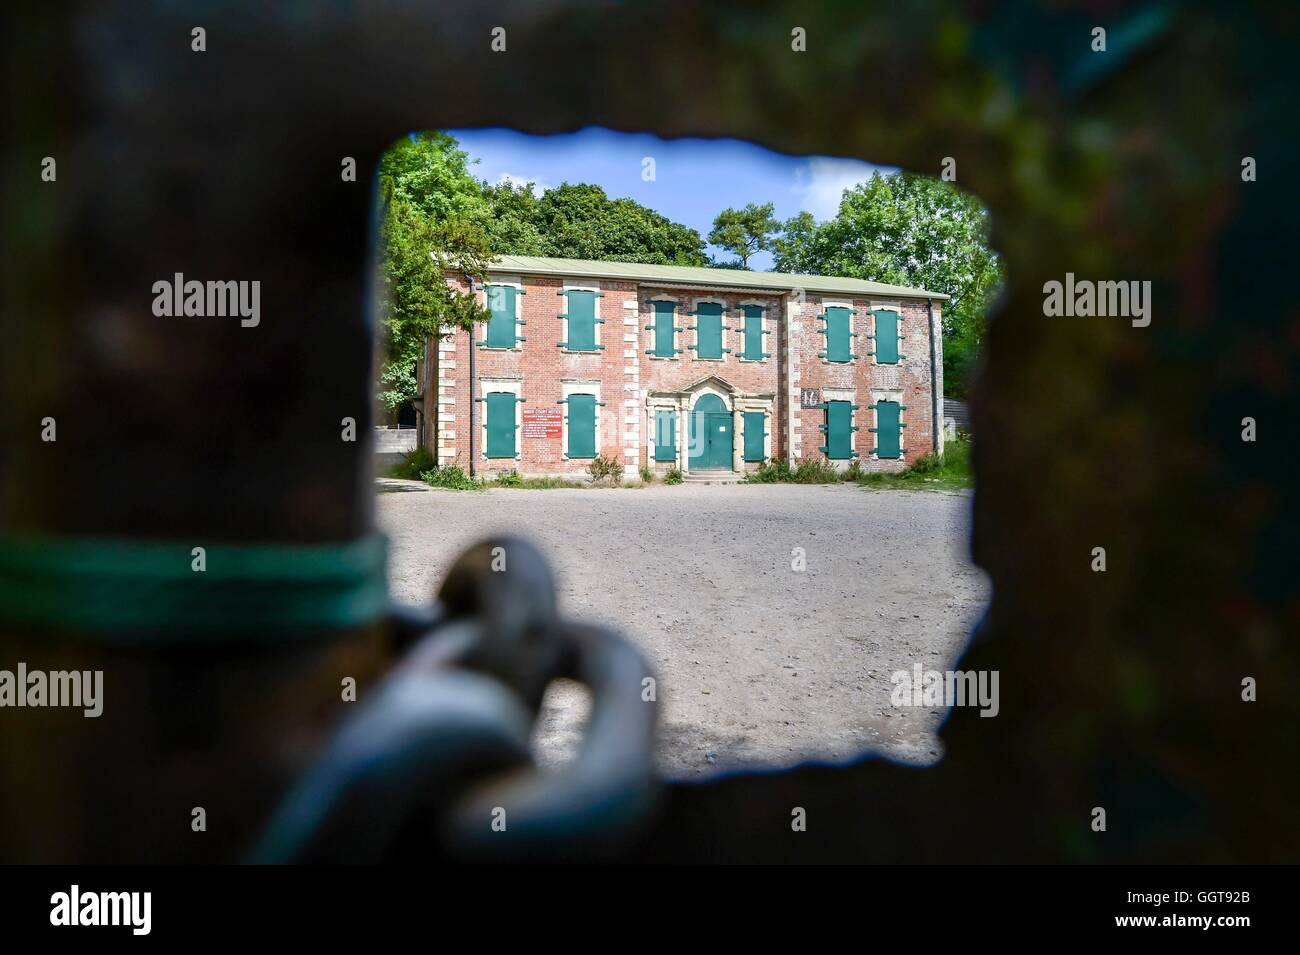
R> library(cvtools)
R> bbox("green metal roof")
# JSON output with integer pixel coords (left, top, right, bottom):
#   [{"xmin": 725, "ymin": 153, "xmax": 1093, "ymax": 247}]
[{"xmin": 487, "ymin": 255, "xmax": 949, "ymax": 300}]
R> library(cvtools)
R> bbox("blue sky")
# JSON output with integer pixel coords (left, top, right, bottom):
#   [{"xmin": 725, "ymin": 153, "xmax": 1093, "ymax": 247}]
[{"xmin": 448, "ymin": 127, "xmax": 891, "ymax": 271}]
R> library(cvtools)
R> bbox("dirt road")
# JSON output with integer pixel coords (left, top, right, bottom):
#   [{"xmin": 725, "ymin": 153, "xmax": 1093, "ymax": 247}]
[{"xmin": 377, "ymin": 481, "xmax": 989, "ymax": 778}]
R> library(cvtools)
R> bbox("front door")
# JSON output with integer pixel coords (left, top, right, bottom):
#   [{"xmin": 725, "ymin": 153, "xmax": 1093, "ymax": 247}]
[{"xmin": 688, "ymin": 393, "xmax": 732, "ymax": 470}]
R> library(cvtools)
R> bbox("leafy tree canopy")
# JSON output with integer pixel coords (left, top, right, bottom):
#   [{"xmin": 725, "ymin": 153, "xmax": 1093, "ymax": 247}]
[
  {"xmin": 708, "ymin": 201, "xmax": 781, "ymax": 269},
  {"xmin": 773, "ymin": 172, "xmax": 1001, "ymax": 397},
  {"xmin": 375, "ymin": 132, "xmax": 490, "ymax": 411},
  {"xmin": 483, "ymin": 182, "xmax": 708, "ymax": 265}
]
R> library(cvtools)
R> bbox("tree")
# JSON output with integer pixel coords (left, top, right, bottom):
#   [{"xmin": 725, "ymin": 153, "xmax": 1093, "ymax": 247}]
[
  {"xmin": 375, "ymin": 132, "xmax": 491, "ymax": 413},
  {"xmin": 773, "ymin": 172, "xmax": 1001, "ymax": 398},
  {"xmin": 379, "ymin": 130, "xmax": 486, "ymax": 223},
  {"xmin": 477, "ymin": 180, "xmax": 546, "ymax": 255},
  {"xmin": 475, "ymin": 181, "xmax": 707, "ymax": 264},
  {"xmin": 513, "ymin": 183, "xmax": 708, "ymax": 265},
  {"xmin": 708, "ymin": 202, "xmax": 781, "ymax": 269}
]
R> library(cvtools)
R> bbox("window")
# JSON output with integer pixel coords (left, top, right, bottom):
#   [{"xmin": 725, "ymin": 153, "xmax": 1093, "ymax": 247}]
[
  {"xmin": 872, "ymin": 309, "xmax": 902, "ymax": 364},
  {"xmin": 870, "ymin": 400, "xmax": 904, "ymax": 458},
  {"xmin": 690, "ymin": 302, "xmax": 727, "ymax": 359},
  {"xmin": 819, "ymin": 400, "xmax": 859, "ymax": 460},
  {"xmin": 740, "ymin": 305, "xmax": 768, "ymax": 360},
  {"xmin": 563, "ymin": 393, "xmax": 600, "ymax": 458},
  {"xmin": 648, "ymin": 300, "xmax": 680, "ymax": 357},
  {"xmin": 820, "ymin": 305, "xmax": 855, "ymax": 362},
  {"xmin": 654, "ymin": 409, "xmax": 677, "ymax": 461},
  {"xmin": 560, "ymin": 288, "xmax": 603, "ymax": 351},
  {"xmin": 483, "ymin": 284, "xmax": 522, "ymax": 349},
  {"xmin": 485, "ymin": 391, "xmax": 520, "ymax": 458},
  {"xmin": 743, "ymin": 411, "xmax": 767, "ymax": 462}
]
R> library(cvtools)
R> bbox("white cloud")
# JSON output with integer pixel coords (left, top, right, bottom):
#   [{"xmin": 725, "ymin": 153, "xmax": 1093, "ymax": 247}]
[
  {"xmin": 793, "ymin": 157, "xmax": 893, "ymax": 220},
  {"xmin": 498, "ymin": 172, "xmax": 549, "ymax": 196}
]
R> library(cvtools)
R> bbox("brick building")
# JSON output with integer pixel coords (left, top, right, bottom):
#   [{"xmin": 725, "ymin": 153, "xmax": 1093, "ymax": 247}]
[{"xmin": 423, "ymin": 256, "xmax": 946, "ymax": 479}]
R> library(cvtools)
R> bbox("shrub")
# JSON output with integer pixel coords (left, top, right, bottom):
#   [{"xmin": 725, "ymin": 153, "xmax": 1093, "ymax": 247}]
[
  {"xmin": 843, "ymin": 459, "xmax": 865, "ymax": 481},
  {"xmin": 745, "ymin": 457, "xmax": 841, "ymax": 484},
  {"xmin": 664, "ymin": 467, "xmax": 683, "ymax": 485},
  {"xmin": 589, "ymin": 455, "xmax": 623, "ymax": 484},
  {"xmin": 419, "ymin": 465, "xmax": 478, "ymax": 490},
  {"xmin": 389, "ymin": 447, "xmax": 437, "ymax": 480},
  {"xmin": 855, "ymin": 436, "xmax": 973, "ymax": 491},
  {"xmin": 639, "ymin": 465, "xmax": 655, "ymax": 483},
  {"xmin": 494, "ymin": 470, "xmax": 523, "ymax": 487}
]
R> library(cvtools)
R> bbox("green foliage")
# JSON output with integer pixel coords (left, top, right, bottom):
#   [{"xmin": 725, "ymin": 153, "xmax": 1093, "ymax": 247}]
[
  {"xmin": 509, "ymin": 476, "xmax": 588, "ymax": 489},
  {"xmin": 380, "ymin": 131, "xmax": 487, "ymax": 223},
  {"xmin": 376, "ymin": 133, "xmax": 492, "ymax": 411},
  {"xmin": 418, "ymin": 465, "xmax": 479, "ymax": 490},
  {"xmin": 857, "ymin": 436, "xmax": 973, "ymax": 491},
  {"xmin": 843, "ymin": 459, "xmax": 865, "ymax": 481},
  {"xmin": 664, "ymin": 467, "xmax": 683, "ymax": 485},
  {"xmin": 494, "ymin": 469, "xmax": 523, "ymax": 487},
  {"xmin": 772, "ymin": 172, "xmax": 1001, "ymax": 400},
  {"xmin": 708, "ymin": 202, "xmax": 781, "ymax": 269},
  {"xmin": 639, "ymin": 465, "xmax": 655, "ymax": 483},
  {"xmin": 482, "ymin": 182, "xmax": 708, "ymax": 265},
  {"xmin": 743, "ymin": 458, "xmax": 842, "ymax": 483},
  {"xmin": 388, "ymin": 447, "xmax": 438, "ymax": 480},
  {"xmin": 589, "ymin": 454, "xmax": 623, "ymax": 483}
]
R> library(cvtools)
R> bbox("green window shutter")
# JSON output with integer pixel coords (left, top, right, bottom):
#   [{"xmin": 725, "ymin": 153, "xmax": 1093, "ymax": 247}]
[
  {"xmin": 695, "ymin": 302, "xmax": 724, "ymax": 359},
  {"xmin": 876, "ymin": 401, "xmax": 902, "ymax": 458},
  {"xmin": 652, "ymin": 301, "xmax": 677, "ymax": 357},
  {"xmin": 484, "ymin": 285, "xmax": 518, "ymax": 348},
  {"xmin": 824, "ymin": 306, "xmax": 852, "ymax": 362},
  {"xmin": 564, "ymin": 290, "xmax": 600, "ymax": 351},
  {"xmin": 826, "ymin": 400, "xmax": 855, "ymax": 460},
  {"xmin": 654, "ymin": 409, "xmax": 677, "ymax": 461},
  {"xmin": 567, "ymin": 393, "xmax": 597, "ymax": 458},
  {"xmin": 485, "ymin": 392, "xmax": 518, "ymax": 458},
  {"xmin": 743, "ymin": 411, "xmax": 766, "ymax": 462},
  {"xmin": 741, "ymin": 305, "xmax": 765, "ymax": 360},
  {"xmin": 874, "ymin": 309, "xmax": 900, "ymax": 364}
]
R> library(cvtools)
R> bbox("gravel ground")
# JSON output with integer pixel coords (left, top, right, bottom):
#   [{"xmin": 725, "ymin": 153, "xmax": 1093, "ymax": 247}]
[{"xmin": 377, "ymin": 481, "xmax": 989, "ymax": 779}]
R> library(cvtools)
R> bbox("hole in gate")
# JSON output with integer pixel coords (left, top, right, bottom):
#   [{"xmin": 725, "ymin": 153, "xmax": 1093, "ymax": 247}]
[{"xmin": 373, "ymin": 127, "xmax": 999, "ymax": 777}]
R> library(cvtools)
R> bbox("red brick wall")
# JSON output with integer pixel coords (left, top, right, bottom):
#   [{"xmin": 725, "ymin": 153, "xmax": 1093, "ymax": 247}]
[
  {"xmin": 788, "ymin": 293, "xmax": 938, "ymax": 470},
  {"xmin": 427, "ymin": 273, "xmax": 938, "ymax": 477}
]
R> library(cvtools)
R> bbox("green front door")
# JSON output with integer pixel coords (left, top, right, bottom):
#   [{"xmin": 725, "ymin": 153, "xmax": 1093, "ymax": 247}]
[{"xmin": 688, "ymin": 393, "xmax": 732, "ymax": 470}]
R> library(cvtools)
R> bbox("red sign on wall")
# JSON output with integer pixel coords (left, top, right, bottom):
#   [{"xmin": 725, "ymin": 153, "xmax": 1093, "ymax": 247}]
[{"xmin": 521, "ymin": 407, "xmax": 563, "ymax": 439}]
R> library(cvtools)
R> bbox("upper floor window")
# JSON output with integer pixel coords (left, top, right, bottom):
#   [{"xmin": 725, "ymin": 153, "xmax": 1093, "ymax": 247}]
[
  {"xmin": 740, "ymin": 305, "xmax": 768, "ymax": 361},
  {"xmin": 872, "ymin": 309, "xmax": 902, "ymax": 364},
  {"xmin": 559, "ymin": 288, "xmax": 603, "ymax": 351},
  {"xmin": 691, "ymin": 302, "xmax": 727, "ymax": 359},
  {"xmin": 482, "ymin": 284, "xmax": 522, "ymax": 349},
  {"xmin": 648, "ymin": 300, "xmax": 681, "ymax": 358},
  {"xmin": 819, "ymin": 305, "xmax": 856, "ymax": 363}
]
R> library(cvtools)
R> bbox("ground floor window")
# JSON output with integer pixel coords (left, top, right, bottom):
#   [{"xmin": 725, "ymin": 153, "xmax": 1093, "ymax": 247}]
[
  {"xmin": 743, "ymin": 411, "xmax": 767, "ymax": 462},
  {"xmin": 485, "ymin": 391, "xmax": 520, "ymax": 458},
  {"xmin": 563, "ymin": 392, "xmax": 600, "ymax": 459},
  {"xmin": 870, "ymin": 400, "xmax": 904, "ymax": 458},
  {"xmin": 820, "ymin": 399, "xmax": 859, "ymax": 459},
  {"xmin": 654, "ymin": 408, "xmax": 677, "ymax": 461}
]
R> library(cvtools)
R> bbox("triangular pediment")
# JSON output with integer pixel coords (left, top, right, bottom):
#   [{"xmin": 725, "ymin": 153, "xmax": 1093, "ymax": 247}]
[{"xmin": 679, "ymin": 373, "xmax": 735, "ymax": 395}]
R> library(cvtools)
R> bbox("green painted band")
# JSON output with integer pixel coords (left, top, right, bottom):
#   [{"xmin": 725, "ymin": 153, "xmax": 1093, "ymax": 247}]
[{"xmin": 0, "ymin": 533, "xmax": 389, "ymax": 640}]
